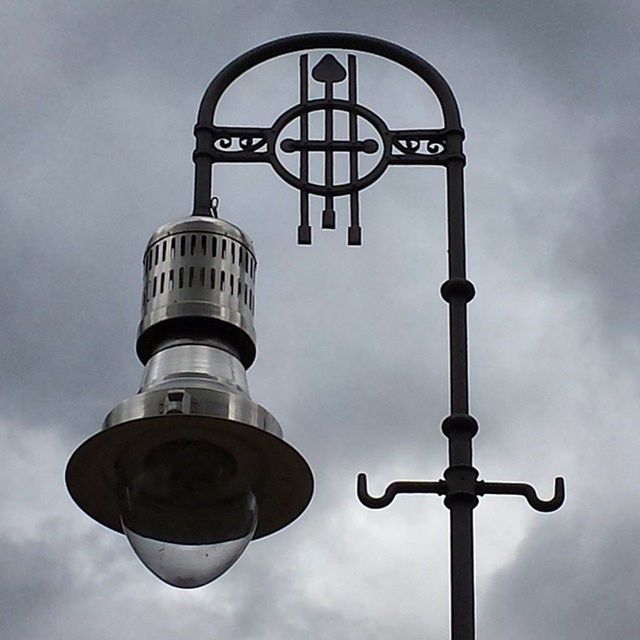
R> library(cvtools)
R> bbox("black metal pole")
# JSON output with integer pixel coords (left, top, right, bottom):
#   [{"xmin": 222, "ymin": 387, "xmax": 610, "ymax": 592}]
[
  {"xmin": 450, "ymin": 502, "xmax": 476, "ymax": 639},
  {"xmin": 442, "ymin": 149, "xmax": 478, "ymax": 640},
  {"xmin": 192, "ymin": 33, "xmax": 565, "ymax": 640}
]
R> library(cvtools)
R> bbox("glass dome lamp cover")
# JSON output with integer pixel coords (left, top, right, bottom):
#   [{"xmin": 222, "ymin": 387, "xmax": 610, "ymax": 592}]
[{"xmin": 118, "ymin": 439, "xmax": 259, "ymax": 587}]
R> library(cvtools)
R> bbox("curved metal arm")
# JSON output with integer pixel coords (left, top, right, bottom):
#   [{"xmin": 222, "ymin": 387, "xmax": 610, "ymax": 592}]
[
  {"xmin": 197, "ymin": 32, "xmax": 461, "ymax": 128},
  {"xmin": 476, "ymin": 477, "xmax": 565, "ymax": 513},
  {"xmin": 357, "ymin": 473, "xmax": 445, "ymax": 509}
]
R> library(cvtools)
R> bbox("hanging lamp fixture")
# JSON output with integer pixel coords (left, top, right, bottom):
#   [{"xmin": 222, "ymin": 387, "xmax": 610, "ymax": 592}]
[{"xmin": 66, "ymin": 213, "xmax": 313, "ymax": 588}]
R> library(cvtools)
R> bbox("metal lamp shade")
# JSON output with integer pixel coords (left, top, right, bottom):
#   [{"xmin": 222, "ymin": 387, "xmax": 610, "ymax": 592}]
[
  {"xmin": 66, "ymin": 215, "xmax": 313, "ymax": 544},
  {"xmin": 65, "ymin": 388, "xmax": 313, "ymax": 539}
]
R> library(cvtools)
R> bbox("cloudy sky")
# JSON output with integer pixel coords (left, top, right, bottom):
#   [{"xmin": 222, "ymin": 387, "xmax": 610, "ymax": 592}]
[{"xmin": 1, "ymin": 1, "xmax": 639, "ymax": 638}]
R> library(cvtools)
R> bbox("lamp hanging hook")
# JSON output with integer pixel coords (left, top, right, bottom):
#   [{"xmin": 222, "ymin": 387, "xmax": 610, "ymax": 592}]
[
  {"xmin": 357, "ymin": 473, "xmax": 445, "ymax": 509},
  {"xmin": 210, "ymin": 196, "xmax": 220, "ymax": 218},
  {"xmin": 476, "ymin": 477, "xmax": 565, "ymax": 513}
]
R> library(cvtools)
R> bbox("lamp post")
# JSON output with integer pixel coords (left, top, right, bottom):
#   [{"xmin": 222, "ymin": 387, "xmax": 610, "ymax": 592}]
[{"xmin": 66, "ymin": 32, "xmax": 565, "ymax": 639}]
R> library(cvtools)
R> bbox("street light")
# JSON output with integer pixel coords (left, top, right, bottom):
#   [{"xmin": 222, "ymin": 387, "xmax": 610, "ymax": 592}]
[
  {"xmin": 66, "ymin": 32, "xmax": 565, "ymax": 638},
  {"xmin": 65, "ymin": 214, "xmax": 313, "ymax": 588}
]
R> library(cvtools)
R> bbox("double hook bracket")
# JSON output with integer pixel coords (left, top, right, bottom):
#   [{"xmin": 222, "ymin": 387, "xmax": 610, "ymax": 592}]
[{"xmin": 357, "ymin": 472, "xmax": 565, "ymax": 513}]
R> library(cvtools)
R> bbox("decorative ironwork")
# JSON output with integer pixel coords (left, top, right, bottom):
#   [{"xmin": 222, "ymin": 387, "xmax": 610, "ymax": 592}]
[
  {"xmin": 391, "ymin": 133, "xmax": 447, "ymax": 158},
  {"xmin": 358, "ymin": 474, "xmax": 565, "ymax": 512},
  {"xmin": 212, "ymin": 132, "xmax": 268, "ymax": 154},
  {"xmin": 201, "ymin": 52, "xmax": 458, "ymax": 245}
]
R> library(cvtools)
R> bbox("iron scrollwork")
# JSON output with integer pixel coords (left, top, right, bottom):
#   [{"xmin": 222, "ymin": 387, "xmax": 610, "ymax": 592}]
[
  {"xmin": 213, "ymin": 134, "xmax": 269, "ymax": 154},
  {"xmin": 205, "ymin": 52, "xmax": 460, "ymax": 244},
  {"xmin": 210, "ymin": 128, "xmax": 271, "ymax": 158},
  {"xmin": 391, "ymin": 133, "xmax": 447, "ymax": 158}
]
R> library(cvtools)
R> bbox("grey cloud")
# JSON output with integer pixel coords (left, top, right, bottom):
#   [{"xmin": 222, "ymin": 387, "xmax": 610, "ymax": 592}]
[
  {"xmin": 0, "ymin": 1, "xmax": 638, "ymax": 639},
  {"xmin": 485, "ymin": 511, "xmax": 640, "ymax": 640}
]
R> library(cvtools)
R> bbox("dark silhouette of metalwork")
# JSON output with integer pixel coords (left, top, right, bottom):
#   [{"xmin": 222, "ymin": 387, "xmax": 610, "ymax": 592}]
[
  {"xmin": 192, "ymin": 32, "xmax": 565, "ymax": 640},
  {"xmin": 200, "ymin": 50, "xmax": 452, "ymax": 245}
]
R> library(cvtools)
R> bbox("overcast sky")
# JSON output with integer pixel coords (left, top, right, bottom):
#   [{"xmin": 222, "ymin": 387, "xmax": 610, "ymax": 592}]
[{"xmin": 1, "ymin": 1, "xmax": 639, "ymax": 639}]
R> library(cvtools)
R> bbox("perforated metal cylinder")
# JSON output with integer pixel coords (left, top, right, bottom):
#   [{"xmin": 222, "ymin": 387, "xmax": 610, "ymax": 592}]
[{"xmin": 136, "ymin": 216, "xmax": 258, "ymax": 367}]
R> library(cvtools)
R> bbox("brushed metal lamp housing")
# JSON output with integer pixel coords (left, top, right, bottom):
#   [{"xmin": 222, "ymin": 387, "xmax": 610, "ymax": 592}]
[{"xmin": 66, "ymin": 215, "xmax": 313, "ymax": 588}]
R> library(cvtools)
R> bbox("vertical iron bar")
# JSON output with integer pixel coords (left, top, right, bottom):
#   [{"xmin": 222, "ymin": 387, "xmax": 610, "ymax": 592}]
[
  {"xmin": 323, "ymin": 81, "xmax": 335, "ymax": 221},
  {"xmin": 298, "ymin": 55, "xmax": 311, "ymax": 243},
  {"xmin": 193, "ymin": 127, "xmax": 214, "ymax": 217},
  {"xmin": 444, "ymin": 154, "xmax": 475, "ymax": 640},
  {"xmin": 347, "ymin": 55, "xmax": 361, "ymax": 245},
  {"xmin": 446, "ymin": 159, "xmax": 469, "ymax": 415},
  {"xmin": 450, "ymin": 503, "xmax": 476, "ymax": 640}
]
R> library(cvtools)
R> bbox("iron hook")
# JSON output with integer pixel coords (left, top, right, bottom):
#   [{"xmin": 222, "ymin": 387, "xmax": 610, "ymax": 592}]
[
  {"xmin": 357, "ymin": 473, "xmax": 445, "ymax": 509},
  {"xmin": 477, "ymin": 477, "xmax": 565, "ymax": 513},
  {"xmin": 210, "ymin": 196, "xmax": 220, "ymax": 218}
]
